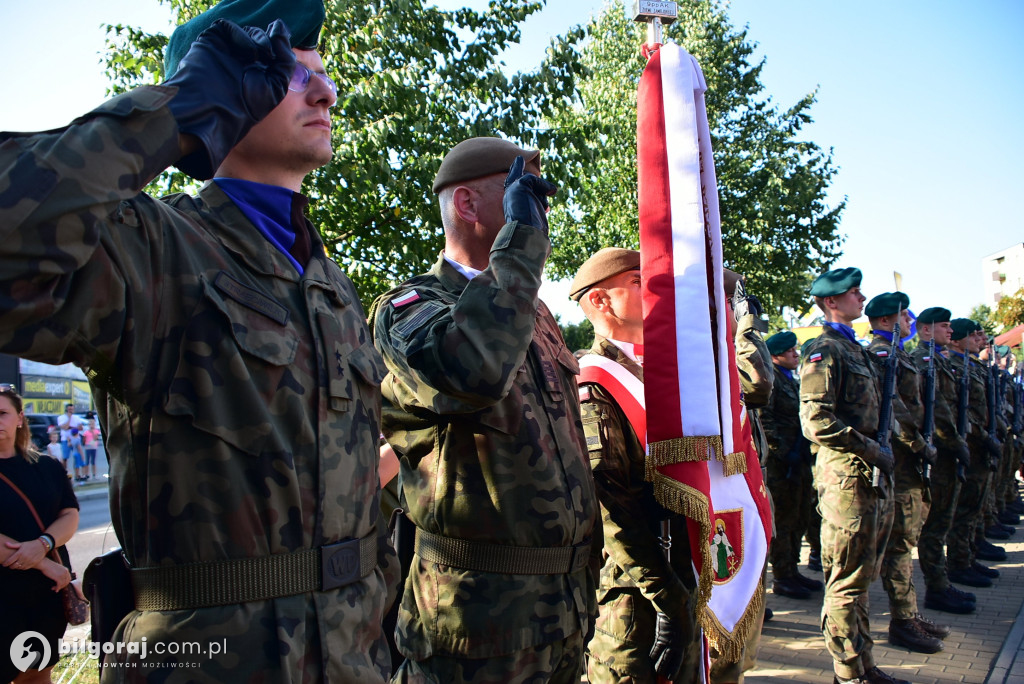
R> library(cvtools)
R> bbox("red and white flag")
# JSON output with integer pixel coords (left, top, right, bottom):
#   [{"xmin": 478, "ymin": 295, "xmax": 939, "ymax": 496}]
[{"xmin": 637, "ymin": 41, "xmax": 773, "ymax": 662}]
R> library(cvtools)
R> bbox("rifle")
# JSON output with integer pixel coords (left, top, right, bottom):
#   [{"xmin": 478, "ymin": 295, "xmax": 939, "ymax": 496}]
[
  {"xmin": 919, "ymin": 339, "xmax": 936, "ymax": 486},
  {"xmin": 872, "ymin": 304, "xmax": 902, "ymax": 494},
  {"xmin": 954, "ymin": 349, "xmax": 970, "ymax": 481},
  {"xmin": 985, "ymin": 342, "xmax": 1001, "ymax": 470}
]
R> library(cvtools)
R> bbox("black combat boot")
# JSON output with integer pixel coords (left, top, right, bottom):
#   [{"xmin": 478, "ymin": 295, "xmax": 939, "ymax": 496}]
[
  {"xmin": 863, "ymin": 666, "xmax": 912, "ymax": 683},
  {"xmin": 984, "ymin": 524, "xmax": 1011, "ymax": 540},
  {"xmin": 924, "ymin": 586, "xmax": 975, "ymax": 614},
  {"xmin": 793, "ymin": 571, "xmax": 824, "ymax": 592},
  {"xmin": 998, "ymin": 509, "xmax": 1020, "ymax": 525},
  {"xmin": 772, "ymin": 575, "xmax": 811, "ymax": 599},
  {"xmin": 948, "ymin": 566, "xmax": 993, "ymax": 588},
  {"xmin": 948, "ymin": 584, "xmax": 977, "ymax": 605},
  {"xmin": 888, "ymin": 618, "xmax": 944, "ymax": 653},
  {"xmin": 807, "ymin": 549, "xmax": 823, "ymax": 572},
  {"xmin": 914, "ymin": 613, "xmax": 950, "ymax": 639},
  {"xmin": 972, "ymin": 561, "xmax": 1000, "ymax": 578},
  {"xmin": 975, "ymin": 538, "xmax": 1008, "ymax": 562}
]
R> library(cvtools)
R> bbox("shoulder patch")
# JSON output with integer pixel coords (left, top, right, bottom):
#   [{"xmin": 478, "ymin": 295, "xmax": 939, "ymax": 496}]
[
  {"xmin": 391, "ymin": 299, "xmax": 448, "ymax": 351},
  {"xmin": 578, "ymin": 386, "xmax": 592, "ymax": 402},
  {"xmin": 808, "ymin": 352, "xmax": 823, "ymax": 363},
  {"xmin": 391, "ymin": 290, "xmax": 421, "ymax": 308},
  {"xmin": 875, "ymin": 350, "xmax": 889, "ymax": 357}
]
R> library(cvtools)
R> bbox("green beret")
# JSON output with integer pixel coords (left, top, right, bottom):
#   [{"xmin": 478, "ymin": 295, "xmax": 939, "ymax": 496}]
[
  {"xmin": 997, "ymin": 345, "xmax": 1011, "ymax": 357},
  {"xmin": 165, "ymin": 0, "xmax": 325, "ymax": 77},
  {"xmin": 809, "ymin": 267, "xmax": 862, "ymax": 297},
  {"xmin": 950, "ymin": 318, "xmax": 974, "ymax": 341},
  {"xmin": 569, "ymin": 248, "xmax": 640, "ymax": 301},
  {"xmin": 433, "ymin": 137, "xmax": 540, "ymax": 193},
  {"xmin": 766, "ymin": 331, "xmax": 798, "ymax": 356},
  {"xmin": 865, "ymin": 291, "xmax": 909, "ymax": 318},
  {"xmin": 916, "ymin": 307, "xmax": 951, "ymax": 324}
]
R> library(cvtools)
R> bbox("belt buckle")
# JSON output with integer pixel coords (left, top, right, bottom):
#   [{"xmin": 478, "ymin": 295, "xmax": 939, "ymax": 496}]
[
  {"xmin": 321, "ymin": 538, "xmax": 361, "ymax": 591},
  {"xmin": 569, "ymin": 540, "xmax": 590, "ymax": 574}
]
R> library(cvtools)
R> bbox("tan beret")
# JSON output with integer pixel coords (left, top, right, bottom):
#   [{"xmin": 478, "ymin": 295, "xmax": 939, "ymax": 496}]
[
  {"xmin": 432, "ymin": 137, "xmax": 541, "ymax": 193},
  {"xmin": 723, "ymin": 268, "xmax": 742, "ymax": 298},
  {"xmin": 569, "ymin": 248, "xmax": 641, "ymax": 301}
]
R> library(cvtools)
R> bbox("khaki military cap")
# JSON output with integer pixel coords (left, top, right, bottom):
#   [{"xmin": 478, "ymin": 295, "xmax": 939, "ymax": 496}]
[
  {"xmin": 432, "ymin": 137, "xmax": 541, "ymax": 193},
  {"xmin": 569, "ymin": 248, "xmax": 641, "ymax": 301}
]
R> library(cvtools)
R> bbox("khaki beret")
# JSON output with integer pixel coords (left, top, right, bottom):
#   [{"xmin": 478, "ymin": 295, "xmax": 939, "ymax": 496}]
[
  {"xmin": 569, "ymin": 248, "xmax": 641, "ymax": 302},
  {"xmin": 723, "ymin": 268, "xmax": 742, "ymax": 298},
  {"xmin": 810, "ymin": 267, "xmax": 862, "ymax": 297},
  {"xmin": 432, "ymin": 137, "xmax": 540, "ymax": 193}
]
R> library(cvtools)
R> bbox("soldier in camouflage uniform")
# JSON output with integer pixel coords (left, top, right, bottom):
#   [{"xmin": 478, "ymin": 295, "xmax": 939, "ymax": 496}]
[
  {"xmin": 864, "ymin": 294, "xmax": 948, "ymax": 653},
  {"xmin": 569, "ymin": 248, "xmax": 699, "ymax": 684},
  {"xmin": 371, "ymin": 138, "xmax": 600, "ymax": 683},
  {"xmin": 911, "ymin": 308, "xmax": 977, "ymax": 615},
  {"xmin": 0, "ymin": 2, "xmax": 399, "ymax": 682},
  {"xmin": 947, "ymin": 320, "xmax": 1004, "ymax": 589},
  {"xmin": 799, "ymin": 268, "xmax": 907, "ymax": 684},
  {"xmin": 762, "ymin": 330, "xmax": 821, "ymax": 601}
]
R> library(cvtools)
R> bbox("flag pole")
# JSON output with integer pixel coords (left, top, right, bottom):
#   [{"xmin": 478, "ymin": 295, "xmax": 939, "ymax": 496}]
[{"xmin": 633, "ymin": 0, "xmax": 678, "ymax": 49}]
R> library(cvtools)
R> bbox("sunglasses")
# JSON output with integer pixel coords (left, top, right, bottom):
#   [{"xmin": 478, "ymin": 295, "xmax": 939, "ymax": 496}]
[
  {"xmin": 0, "ymin": 383, "xmax": 17, "ymax": 395},
  {"xmin": 288, "ymin": 63, "xmax": 338, "ymax": 95}
]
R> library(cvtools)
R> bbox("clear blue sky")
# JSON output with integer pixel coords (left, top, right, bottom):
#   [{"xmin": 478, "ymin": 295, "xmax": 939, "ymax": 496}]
[{"xmin": 4, "ymin": 0, "xmax": 1021, "ymax": 326}]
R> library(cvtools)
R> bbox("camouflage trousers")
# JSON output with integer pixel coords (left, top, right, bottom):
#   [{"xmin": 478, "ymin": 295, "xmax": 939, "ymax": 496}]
[
  {"xmin": 394, "ymin": 631, "xmax": 584, "ymax": 684},
  {"xmin": 587, "ymin": 586, "xmax": 701, "ymax": 684},
  {"xmin": 806, "ymin": 486, "xmax": 822, "ymax": 557},
  {"xmin": 997, "ymin": 437, "xmax": 1021, "ymax": 509},
  {"xmin": 766, "ymin": 459, "xmax": 813, "ymax": 579},
  {"xmin": 880, "ymin": 456, "xmax": 929, "ymax": 620},
  {"xmin": 818, "ymin": 463, "xmax": 894, "ymax": 680},
  {"xmin": 948, "ymin": 442, "xmax": 992, "ymax": 571},
  {"xmin": 918, "ymin": 454, "xmax": 962, "ymax": 592}
]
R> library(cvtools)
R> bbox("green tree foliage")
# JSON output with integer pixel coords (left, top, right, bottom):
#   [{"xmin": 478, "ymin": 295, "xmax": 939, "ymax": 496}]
[
  {"xmin": 969, "ymin": 303, "xmax": 997, "ymax": 335},
  {"xmin": 103, "ymin": 0, "xmax": 584, "ymax": 302},
  {"xmin": 541, "ymin": 0, "xmax": 845, "ymax": 314},
  {"xmin": 994, "ymin": 289, "xmax": 1024, "ymax": 331},
  {"xmin": 557, "ymin": 316, "xmax": 595, "ymax": 354}
]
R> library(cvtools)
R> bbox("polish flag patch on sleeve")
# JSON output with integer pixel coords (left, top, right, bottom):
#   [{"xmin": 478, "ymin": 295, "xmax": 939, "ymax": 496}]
[
  {"xmin": 808, "ymin": 352, "xmax": 823, "ymax": 363},
  {"xmin": 875, "ymin": 350, "xmax": 889, "ymax": 358},
  {"xmin": 391, "ymin": 290, "xmax": 421, "ymax": 308}
]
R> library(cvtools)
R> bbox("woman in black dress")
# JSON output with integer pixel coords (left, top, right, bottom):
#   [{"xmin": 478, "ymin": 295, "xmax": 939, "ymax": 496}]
[{"xmin": 1, "ymin": 386, "xmax": 80, "ymax": 683}]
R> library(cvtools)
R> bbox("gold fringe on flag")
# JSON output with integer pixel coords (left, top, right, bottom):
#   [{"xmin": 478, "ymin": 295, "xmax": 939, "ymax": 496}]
[
  {"xmin": 651, "ymin": 472, "xmax": 714, "ymax": 613},
  {"xmin": 720, "ymin": 450, "xmax": 749, "ymax": 477},
  {"xmin": 646, "ymin": 435, "xmax": 722, "ymax": 482},
  {"xmin": 701, "ymin": 576, "xmax": 767, "ymax": 663}
]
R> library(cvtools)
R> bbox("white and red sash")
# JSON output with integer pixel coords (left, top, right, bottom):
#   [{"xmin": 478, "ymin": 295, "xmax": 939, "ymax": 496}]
[{"xmin": 577, "ymin": 353, "xmax": 646, "ymax": 444}]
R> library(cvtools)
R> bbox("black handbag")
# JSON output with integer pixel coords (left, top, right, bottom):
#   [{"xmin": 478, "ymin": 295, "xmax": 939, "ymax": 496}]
[
  {"xmin": 0, "ymin": 472, "xmax": 90, "ymax": 625},
  {"xmin": 83, "ymin": 549, "xmax": 134, "ymax": 650}
]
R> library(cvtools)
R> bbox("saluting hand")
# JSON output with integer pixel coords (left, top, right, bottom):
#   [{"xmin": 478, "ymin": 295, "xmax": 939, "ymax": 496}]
[{"xmin": 502, "ymin": 156, "xmax": 558, "ymax": 235}]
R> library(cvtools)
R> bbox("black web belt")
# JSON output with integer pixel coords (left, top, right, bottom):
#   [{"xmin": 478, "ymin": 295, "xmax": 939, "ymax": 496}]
[
  {"xmin": 131, "ymin": 531, "xmax": 377, "ymax": 611},
  {"xmin": 415, "ymin": 528, "xmax": 591, "ymax": 575}
]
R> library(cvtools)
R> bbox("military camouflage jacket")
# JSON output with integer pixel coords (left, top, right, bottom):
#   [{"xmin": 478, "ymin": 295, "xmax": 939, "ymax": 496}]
[
  {"xmin": 0, "ymin": 87, "xmax": 396, "ymax": 683},
  {"xmin": 372, "ymin": 229, "xmax": 599, "ymax": 660},
  {"xmin": 951, "ymin": 351, "xmax": 989, "ymax": 444},
  {"xmin": 578, "ymin": 338, "xmax": 694, "ymax": 618},
  {"xmin": 910, "ymin": 343, "xmax": 969, "ymax": 455},
  {"xmin": 799, "ymin": 325, "xmax": 886, "ymax": 475},
  {"xmin": 734, "ymin": 314, "xmax": 774, "ymax": 410},
  {"xmin": 761, "ymin": 365, "xmax": 801, "ymax": 462},
  {"xmin": 867, "ymin": 335, "xmax": 927, "ymax": 458}
]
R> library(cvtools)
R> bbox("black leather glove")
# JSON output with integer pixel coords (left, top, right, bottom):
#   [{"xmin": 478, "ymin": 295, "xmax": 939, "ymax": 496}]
[
  {"xmin": 502, "ymin": 155, "xmax": 558, "ymax": 235},
  {"xmin": 165, "ymin": 19, "xmax": 296, "ymax": 180},
  {"xmin": 732, "ymin": 279, "xmax": 767, "ymax": 332},
  {"xmin": 650, "ymin": 611, "xmax": 692, "ymax": 679},
  {"xmin": 872, "ymin": 443, "xmax": 895, "ymax": 477},
  {"xmin": 920, "ymin": 443, "xmax": 938, "ymax": 466}
]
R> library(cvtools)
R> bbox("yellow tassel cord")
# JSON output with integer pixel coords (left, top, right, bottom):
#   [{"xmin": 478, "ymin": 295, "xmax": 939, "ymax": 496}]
[
  {"xmin": 646, "ymin": 435, "xmax": 723, "ymax": 482},
  {"xmin": 720, "ymin": 451, "xmax": 748, "ymax": 477},
  {"xmin": 651, "ymin": 473, "xmax": 714, "ymax": 613},
  {"xmin": 702, "ymin": 576, "xmax": 767, "ymax": 663}
]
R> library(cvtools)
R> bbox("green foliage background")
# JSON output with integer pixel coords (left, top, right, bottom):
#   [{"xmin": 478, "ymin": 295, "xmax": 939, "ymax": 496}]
[{"xmin": 103, "ymin": 0, "xmax": 844, "ymax": 317}]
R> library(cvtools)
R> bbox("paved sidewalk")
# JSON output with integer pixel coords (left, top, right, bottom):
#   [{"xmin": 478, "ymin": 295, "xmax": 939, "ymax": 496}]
[{"xmin": 747, "ymin": 531, "xmax": 1024, "ymax": 683}]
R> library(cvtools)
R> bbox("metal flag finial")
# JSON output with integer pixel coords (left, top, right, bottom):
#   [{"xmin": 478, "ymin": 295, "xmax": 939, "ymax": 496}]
[{"xmin": 632, "ymin": 0, "xmax": 678, "ymax": 48}]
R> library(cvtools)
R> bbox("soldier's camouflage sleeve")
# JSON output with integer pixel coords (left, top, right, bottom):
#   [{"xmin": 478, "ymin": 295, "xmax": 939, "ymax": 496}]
[
  {"xmin": 867, "ymin": 338, "xmax": 926, "ymax": 455},
  {"xmin": 580, "ymin": 362, "xmax": 690, "ymax": 617},
  {"xmin": 966, "ymin": 358, "xmax": 989, "ymax": 441},
  {"xmin": 799, "ymin": 331, "xmax": 882, "ymax": 462},
  {"xmin": 911, "ymin": 346, "xmax": 968, "ymax": 453},
  {"xmin": 0, "ymin": 88, "xmax": 396, "ymax": 683},
  {"xmin": 734, "ymin": 314, "xmax": 774, "ymax": 409},
  {"xmin": 372, "ymin": 225, "xmax": 599, "ymax": 660},
  {"xmin": 761, "ymin": 371, "xmax": 801, "ymax": 459}
]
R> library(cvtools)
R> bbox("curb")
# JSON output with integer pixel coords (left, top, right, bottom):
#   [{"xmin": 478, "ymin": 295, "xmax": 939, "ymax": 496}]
[
  {"xmin": 74, "ymin": 484, "xmax": 109, "ymax": 502},
  {"xmin": 986, "ymin": 592, "xmax": 1024, "ymax": 684}
]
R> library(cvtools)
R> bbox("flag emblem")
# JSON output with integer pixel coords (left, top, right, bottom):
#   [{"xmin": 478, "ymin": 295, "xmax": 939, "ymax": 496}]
[
  {"xmin": 710, "ymin": 509, "xmax": 744, "ymax": 583},
  {"xmin": 391, "ymin": 290, "xmax": 420, "ymax": 308},
  {"xmin": 808, "ymin": 352, "xmax": 823, "ymax": 363}
]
